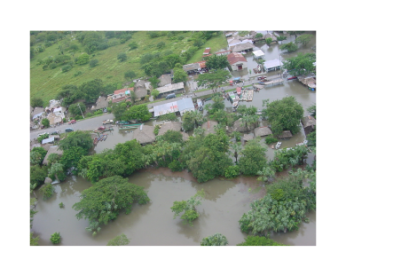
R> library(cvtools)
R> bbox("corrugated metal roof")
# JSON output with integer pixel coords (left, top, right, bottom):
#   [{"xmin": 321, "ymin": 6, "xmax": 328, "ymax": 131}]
[
  {"xmin": 253, "ymin": 50, "xmax": 264, "ymax": 57},
  {"xmin": 264, "ymin": 59, "xmax": 283, "ymax": 69},
  {"xmin": 177, "ymin": 98, "xmax": 195, "ymax": 113},
  {"xmin": 42, "ymin": 136, "xmax": 55, "ymax": 144},
  {"xmin": 153, "ymin": 101, "xmax": 179, "ymax": 117},
  {"xmin": 227, "ymin": 53, "xmax": 247, "ymax": 65},
  {"xmin": 157, "ymin": 82, "xmax": 184, "ymax": 94}
]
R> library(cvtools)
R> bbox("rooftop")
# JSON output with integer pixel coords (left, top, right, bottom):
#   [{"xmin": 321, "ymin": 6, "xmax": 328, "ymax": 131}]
[
  {"xmin": 133, "ymin": 125, "xmax": 156, "ymax": 145},
  {"xmin": 156, "ymin": 82, "xmax": 185, "ymax": 95},
  {"xmin": 264, "ymin": 59, "xmax": 283, "ymax": 69},
  {"xmin": 227, "ymin": 52, "xmax": 247, "ymax": 65}
]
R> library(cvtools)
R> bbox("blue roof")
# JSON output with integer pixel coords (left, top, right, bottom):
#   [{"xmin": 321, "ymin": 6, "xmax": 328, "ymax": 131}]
[{"xmin": 177, "ymin": 98, "xmax": 194, "ymax": 112}]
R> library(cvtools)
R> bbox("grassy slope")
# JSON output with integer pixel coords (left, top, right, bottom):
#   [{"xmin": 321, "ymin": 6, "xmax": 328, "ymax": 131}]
[
  {"xmin": 30, "ymin": 32, "xmax": 197, "ymax": 102},
  {"xmin": 186, "ymin": 33, "xmax": 228, "ymax": 64}
]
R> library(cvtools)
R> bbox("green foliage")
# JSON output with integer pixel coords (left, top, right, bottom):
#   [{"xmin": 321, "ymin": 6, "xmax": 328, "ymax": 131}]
[
  {"xmin": 30, "ymin": 165, "xmax": 48, "ymax": 186},
  {"xmin": 307, "ymin": 103, "xmax": 316, "ymax": 118},
  {"xmin": 41, "ymin": 118, "xmax": 50, "ymax": 128},
  {"xmin": 171, "ymin": 190, "xmax": 205, "ymax": 225},
  {"xmin": 295, "ymin": 34, "xmax": 313, "ymax": 46},
  {"xmin": 307, "ymin": 130, "xmax": 316, "ymax": 147},
  {"xmin": 276, "ymin": 35, "xmax": 287, "ymax": 41},
  {"xmin": 172, "ymin": 67, "xmax": 188, "ymax": 83},
  {"xmin": 154, "ymin": 125, "xmax": 160, "ymax": 136},
  {"xmin": 117, "ymin": 53, "xmax": 127, "ymax": 62},
  {"xmin": 50, "ymin": 232, "xmax": 61, "ymax": 244},
  {"xmin": 62, "ymin": 65, "xmax": 72, "ymax": 72},
  {"xmin": 49, "ymin": 62, "xmax": 57, "ymax": 69},
  {"xmin": 124, "ymin": 70, "xmax": 136, "ymax": 80},
  {"xmin": 224, "ymin": 165, "xmax": 239, "ymax": 179},
  {"xmin": 59, "ymin": 202, "xmax": 64, "ymax": 208},
  {"xmin": 283, "ymin": 53, "xmax": 316, "ymax": 76},
  {"xmin": 48, "ymin": 162, "xmax": 66, "ymax": 182},
  {"xmin": 265, "ymin": 135, "xmax": 278, "ymax": 144},
  {"xmin": 266, "ymin": 96, "xmax": 304, "ymax": 135},
  {"xmin": 128, "ymin": 41, "xmax": 138, "ymax": 50},
  {"xmin": 182, "ymin": 110, "xmax": 205, "ymax": 132},
  {"xmin": 123, "ymin": 104, "xmax": 151, "ymax": 122},
  {"xmin": 279, "ymin": 42, "xmax": 298, "ymax": 52},
  {"xmin": 157, "ymin": 41, "xmax": 165, "ymax": 49},
  {"xmin": 196, "ymin": 69, "xmax": 231, "ymax": 92},
  {"xmin": 270, "ymin": 145, "xmax": 308, "ymax": 172},
  {"xmin": 78, "ymin": 78, "xmax": 103, "ymax": 103},
  {"xmin": 73, "ymin": 176, "xmax": 149, "ymax": 234},
  {"xmin": 68, "ymin": 102, "xmax": 85, "ymax": 117},
  {"xmin": 30, "ymin": 232, "xmax": 39, "ymax": 246},
  {"xmin": 158, "ymin": 112, "xmax": 177, "ymax": 122},
  {"xmin": 204, "ymin": 55, "xmax": 230, "ymax": 70},
  {"xmin": 41, "ymin": 183, "xmax": 55, "ymax": 200},
  {"xmin": 238, "ymin": 139, "xmax": 267, "ymax": 175},
  {"xmin": 239, "ymin": 170, "xmax": 316, "ymax": 235},
  {"xmin": 30, "ymin": 147, "xmax": 47, "ymax": 165},
  {"xmin": 89, "ymin": 59, "xmax": 99, "ymax": 68},
  {"xmin": 201, "ymin": 233, "xmax": 228, "ymax": 246},
  {"xmin": 37, "ymin": 133, "xmax": 49, "ymax": 143},
  {"xmin": 257, "ymin": 166, "xmax": 275, "ymax": 183},
  {"xmin": 107, "ymin": 234, "xmax": 130, "ymax": 246},
  {"xmin": 73, "ymin": 71, "xmax": 83, "ymax": 77},
  {"xmin": 76, "ymin": 53, "xmax": 90, "ymax": 65},
  {"xmin": 112, "ymin": 102, "xmax": 128, "ymax": 120},
  {"xmin": 31, "ymin": 97, "xmax": 44, "ymax": 108},
  {"xmin": 161, "ymin": 130, "xmax": 182, "ymax": 143},
  {"xmin": 148, "ymin": 76, "xmax": 160, "ymax": 88},
  {"xmin": 58, "ymin": 130, "xmax": 93, "ymax": 151},
  {"xmin": 266, "ymin": 37, "xmax": 273, "ymax": 45},
  {"xmin": 231, "ymin": 131, "xmax": 241, "ymax": 142},
  {"xmin": 237, "ymin": 236, "xmax": 285, "ymax": 246},
  {"xmin": 151, "ymin": 89, "xmax": 160, "ymax": 99},
  {"xmin": 255, "ymin": 33, "xmax": 263, "ymax": 39}
]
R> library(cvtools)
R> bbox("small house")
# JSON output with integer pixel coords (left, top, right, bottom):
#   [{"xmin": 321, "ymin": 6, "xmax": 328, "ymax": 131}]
[
  {"xmin": 183, "ymin": 62, "xmax": 200, "ymax": 74},
  {"xmin": 202, "ymin": 120, "xmax": 218, "ymax": 136},
  {"xmin": 301, "ymin": 116, "xmax": 316, "ymax": 135},
  {"xmin": 254, "ymin": 126, "xmax": 273, "ymax": 137},
  {"xmin": 133, "ymin": 125, "xmax": 156, "ymax": 145},
  {"xmin": 229, "ymin": 41, "xmax": 254, "ymax": 53},
  {"xmin": 264, "ymin": 59, "xmax": 283, "ymax": 72},
  {"xmin": 158, "ymin": 74, "xmax": 172, "ymax": 87},
  {"xmin": 203, "ymin": 47, "xmax": 211, "ymax": 55},
  {"xmin": 253, "ymin": 50, "xmax": 265, "ymax": 59},
  {"xmin": 181, "ymin": 132, "xmax": 190, "ymax": 141},
  {"xmin": 156, "ymin": 82, "xmax": 185, "ymax": 97},
  {"xmin": 32, "ymin": 107, "xmax": 44, "ymax": 120},
  {"xmin": 233, "ymin": 118, "xmax": 258, "ymax": 133},
  {"xmin": 278, "ymin": 130, "xmax": 293, "ymax": 139},
  {"xmin": 135, "ymin": 80, "xmax": 148, "ymax": 100},
  {"xmin": 227, "ymin": 53, "xmax": 247, "ymax": 71},
  {"xmin": 91, "ymin": 96, "xmax": 108, "ymax": 111},
  {"xmin": 114, "ymin": 87, "xmax": 134, "ymax": 95},
  {"xmin": 158, "ymin": 121, "xmax": 181, "ymax": 136},
  {"xmin": 243, "ymin": 133, "xmax": 254, "ymax": 142}
]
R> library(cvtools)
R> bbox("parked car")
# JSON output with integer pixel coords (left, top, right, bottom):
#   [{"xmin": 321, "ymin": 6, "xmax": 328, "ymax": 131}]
[
  {"xmin": 102, "ymin": 119, "xmax": 113, "ymax": 125},
  {"xmin": 166, "ymin": 93, "xmax": 176, "ymax": 100},
  {"xmin": 98, "ymin": 126, "xmax": 105, "ymax": 131},
  {"xmin": 68, "ymin": 120, "xmax": 76, "ymax": 125},
  {"xmin": 257, "ymin": 76, "xmax": 267, "ymax": 80},
  {"xmin": 65, "ymin": 128, "xmax": 74, "ymax": 133},
  {"xmin": 37, "ymin": 132, "xmax": 48, "ymax": 137},
  {"xmin": 50, "ymin": 131, "xmax": 59, "ymax": 135}
]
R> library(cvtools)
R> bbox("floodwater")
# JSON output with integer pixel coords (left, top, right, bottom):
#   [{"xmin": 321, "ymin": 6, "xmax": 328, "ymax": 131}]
[
  {"xmin": 31, "ymin": 168, "xmax": 316, "ymax": 246},
  {"xmin": 32, "ymin": 32, "xmax": 316, "ymax": 246}
]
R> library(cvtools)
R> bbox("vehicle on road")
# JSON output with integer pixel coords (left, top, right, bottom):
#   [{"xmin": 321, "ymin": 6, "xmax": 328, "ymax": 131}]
[
  {"xmin": 166, "ymin": 93, "xmax": 176, "ymax": 100},
  {"xmin": 50, "ymin": 131, "xmax": 59, "ymax": 135},
  {"xmin": 102, "ymin": 119, "xmax": 113, "ymax": 125},
  {"xmin": 65, "ymin": 128, "xmax": 74, "ymax": 133},
  {"xmin": 38, "ymin": 132, "xmax": 48, "ymax": 137},
  {"xmin": 257, "ymin": 76, "xmax": 267, "ymax": 80},
  {"xmin": 68, "ymin": 120, "xmax": 76, "ymax": 125},
  {"xmin": 98, "ymin": 126, "xmax": 105, "ymax": 131}
]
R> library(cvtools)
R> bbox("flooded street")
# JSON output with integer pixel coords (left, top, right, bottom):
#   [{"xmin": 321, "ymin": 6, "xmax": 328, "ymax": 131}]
[
  {"xmin": 32, "ymin": 168, "xmax": 316, "ymax": 246},
  {"xmin": 32, "ymin": 32, "xmax": 316, "ymax": 246}
]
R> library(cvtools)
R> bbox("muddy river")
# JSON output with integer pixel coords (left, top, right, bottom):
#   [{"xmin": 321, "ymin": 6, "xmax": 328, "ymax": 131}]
[{"xmin": 31, "ymin": 32, "xmax": 316, "ymax": 246}]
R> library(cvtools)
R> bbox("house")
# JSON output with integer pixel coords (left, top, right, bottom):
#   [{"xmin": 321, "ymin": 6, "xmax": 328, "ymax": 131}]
[
  {"xmin": 301, "ymin": 116, "xmax": 316, "ymax": 135},
  {"xmin": 227, "ymin": 53, "xmax": 247, "ymax": 71},
  {"xmin": 158, "ymin": 121, "xmax": 181, "ymax": 136},
  {"xmin": 278, "ymin": 130, "xmax": 293, "ymax": 139},
  {"xmin": 177, "ymin": 98, "xmax": 195, "ymax": 116},
  {"xmin": 114, "ymin": 87, "xmax": 134, "ymax": 95},
  {"xmin": 243, "ymin": 133, "xmax": 254, "ymax": 142},
  {"xmin": 181, "ymin": 132, "xmax": 190, "ymax": 141},
  {"xmin": 47, "ymin": 112, "xmax": 63, "ymax": 126},
  {"xmin": 254, "ymin": 127, "xmax": 273, "ymax": 137},
  {"xmin": 135, "ymin": 80, "xmax": 148, "ymax": 100},
  {"xmin": 107, "ymin": 92, "xmax": 130, "ymax": 103},
  {"xmin": 229, "ymin": 41, "xmax": 254, "ymax": 53},
  {"xmin": 156, "ymin": 82, "xmax": 185, "ymax": 97},
  {"xmin": 203, "ymin": 47, "xmax": 211, "ymax": 55},
  {"xmin": 264, "ymin": 33, "xmax": 277, "ymax": 43},
  {"xmin": 158, "ymin": 74, "xmax": 172, "ymax": 87},
  {"xmin": 227, "ymin": 38, "xmax": 242, "ymax": 47},
  {"xmin": 202, "ymin": 120, "xmax": 218, "ymax": 135},
  {"xmin": 197, "ymin": 61, "xmax": 207, "ymax": 70},
  {"xmin": 253, "ymin": 50, "xmax": 264, "ymax": 59},
  {"xmin": 91, "ymin": 96, "xmax": 108, "ymax": 111},
  {"xmin": 133, "ymin": 124, "xmax": 156, "ymax": 145},
  {"xmin": 202, "ymin": 50, "xmax": 230, "ymax": 58},
  {"xmin": 233, "ymin": 118, "xmax": 257, "ymax": 133},
  {"xmin": 153, "ymin": 101, "xmax": 179, "ymax": 117},
  {"xmin": 42, "ymin": 145, "xmax": 63, "ymax": 165},
  {"xmin": 264, "ymin": 59, "xmax": 283, "ymax": 72},
  {"xmin": 45, "ymin": 99, "xmax": 62, "ymax": 112},
  {"xmin": 183, "ymin": 62, "xmax": 200, "ymax": 74}
]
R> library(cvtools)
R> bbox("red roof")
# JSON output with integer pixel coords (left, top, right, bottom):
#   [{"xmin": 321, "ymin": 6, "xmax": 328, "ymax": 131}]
[
  {"xmin": 203, "ymin": 47, "xmax": 211, "ymax": 55},
  {"xmin": 114, "ymin": 87, "xmax": 134, "ymax": 95},
  {"xmin": 198, "ymin": 61, "xmax": 206, "ymax": 68},
  {"xmin": 227, "ymin": 53, "xmax": 247, "ymax": 65}
]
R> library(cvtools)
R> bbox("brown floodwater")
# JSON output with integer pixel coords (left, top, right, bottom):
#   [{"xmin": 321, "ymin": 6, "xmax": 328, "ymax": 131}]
[
  {"xmin": 31, "ymin": 32, "xmax": 316, "ymax": 246},
  {"xmin": 31, "ymin": 168, "xmax": 316, "ymax": 246}
]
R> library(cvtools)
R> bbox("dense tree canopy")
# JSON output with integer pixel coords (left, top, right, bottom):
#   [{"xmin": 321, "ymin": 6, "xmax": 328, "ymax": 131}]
[
  {"xmin": 68, "ymin": 102, "xmax": 86, "ymax": 117},
  {"xmin": 237, "ymin": 236, "xmax": 285, "ymax": 246},
  {"xmin": 31, "ymin": 97, "xmax": 44, "ymax": 108},
  {"xmin": 73, "ymin": 175, "xmax": 150, "ymax": 235},
  {"xmin": 79, "ymin": 79, "xmax": 103, "ymax": 103},
  {"xmin": 58, "ymin": 130, "xmax": 93, "ymax": 151},
  {"xmin": 200, "ymin": 233, "xmax": 228, "ymax": 246},
  {"xmin": 238, "ymin": 139, "xmax": 267, "ymax": 175},
  {"xmin": 283, "ymin": 53, "xmax": 316, "ymax": 76},
  {"xmin": 30, "ymin": 147, "xmax": 47, "ymax": 165},
  {"xmin": 266, "ymin": 96, "xmax": 304, "ymax": 135},
  {"xmin": 204, "ymin": 55, "xmax": 229, "ymax": 70},
  {"xmin": 30, "ymin": 165, "xmax": 48, "ymax": 187},
  {"xmin": 172, "ymin": 68, "xmax": 188, "ymax": 83},
  {"xmin": 76, "ymin": 53, "xmax": 90, "ymax": 65},
  {"xmin": 171, "ymin": 190, "xmax": 205, "ymax": 225},
  {"xmin": 196, "ymin": 69, "xmax": 231, "ymax": 92},
  {"xmin": 123, "ymin": 104, "xmax": 151, "ymax": 121},
  {"xmin": 295, "ymin": 34, "xmax": 313, "ymax": 46},
  {"xmin": 279, "ymin": 42, "xmax": 298, "ymax": 52}
]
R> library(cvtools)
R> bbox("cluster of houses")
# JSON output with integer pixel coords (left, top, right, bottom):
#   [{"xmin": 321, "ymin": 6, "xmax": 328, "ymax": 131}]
[{"xmin": 30, "ymin": 99, "xmax": 67, "ymax": 130}]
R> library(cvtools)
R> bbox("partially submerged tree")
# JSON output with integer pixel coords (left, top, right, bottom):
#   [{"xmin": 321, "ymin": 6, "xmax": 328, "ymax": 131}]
[
  {"xmin": 237, "ymin": 236, "xmax": 285, "ymax": 246},
  {"xmin": 171, "ymin": 189, "xmax": 205, "ymax": 225},
  {"xmin": 266, "ymin": 96, "xmax": 304, "ymax": 135},
  {"xmin": 279, "ymin": 42, "xmax": 298, "ymax": 52},
  {"xmin": 107, "ymin": 234, "xmax": 130, "ymax": 246},
  {"xmin": 58, "ymin": 130, "xmax": 93, "ymax": 151},
  {"xmin": 238, "ymin": 139, "xmax": 267, "ymax": 175},
  {"xmin": 204, "ymin": 55, "xmax": 230, "ymax": 70},
  {"xmin": 196, "ymin": 69, "xmax": 231, "ymax": 92},
  {"xmin": 200, "ymin": 233, "xmax": 228, "ymax": 246},
  {"xmin": 283, "ymin": 53, "xmax": 316, "ymax": 76},
  {"xmin": 295, "ymin": 34, "xmax": 313, "ymax": 47}
]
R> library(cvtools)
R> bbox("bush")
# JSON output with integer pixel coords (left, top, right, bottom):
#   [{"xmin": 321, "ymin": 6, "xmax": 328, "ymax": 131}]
[
  {"xmin": 41, "ymin": 183, "xmax": 55, "ymax": 200},
  {"xmin": 50, "ymin": 232, "xmax": 61, "ymax": 245},
  {"xmin": 41, "ymin": 119, "xmax": 50, "ymax": 128},
  {"xmin": 117, "ymin": 53, "xmax": 127, "ymax": 62},
  {"xmin": 30, "ymin": 165, "xmax": 48, "ymax": 187},
  {"xmin": 124, "ymin": 70, "xmax": 136, "ymax": 80},
  {"xmin": 157, "ymin": 41, "xmax": 165, "ymax": 49},
  {"xmin": 200, "ymin": 233, "xmax": 228, "ymax": 246},
  {"xmin": 76, "ymin": 53, "xmax": 90, "ymax": 65},
  {"xmin": 73, "ymin": 71, "xmax": 82, "ymax": 77},
  {"xmin": 62, "ymin": 65, "xmax": 72, "ymax": 72},
  {"xmin": 237, "ymin": 236, "xmax": 285, "ymax": 246},
  {"xmin": 59, "ymin": 202, "xmax": 64, "ymax": 208},
  {"xmin": 129, "ymin": 41, "xmax": 138, "ymax": 50},
  {"xmin": 154, "ymin": 125, "xmax": 160, "ymax": 136},
  {"xmin": 89, "ymin": 59, "xmax": 99, "ymax": 67},
  {"xmin": 224, "ymin": 165, "xmax": 239, "ymax": 179},
  {"xmin": 31, "ymin": 97, "xmax": 44, "ymax": 108},
  {"xmin": 107, "ymin": 107, "xmax": 112, "ymax": 113},
  {"xmin": 266, "ymin": 37, "xmax": 273, "ymax": 45},
  {"xmin": 265, "ymin": 135, "xmax": 278, "ymax": 144},
  {"xmin": 168, "ymin": 160, "xmax": 183, "ymax": 172},
  {"xmin": 49, "ymin": 62, "xmax": 57, "ymax": 69},
  {"xmin": 86, "ymin": 112, "xmax": 93, "ymax": 118}
]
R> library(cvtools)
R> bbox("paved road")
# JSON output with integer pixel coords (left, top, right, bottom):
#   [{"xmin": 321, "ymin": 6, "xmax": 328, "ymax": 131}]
[{"xmin": 30, "ymin": 113, "xmax": 114, "ymax": 141}]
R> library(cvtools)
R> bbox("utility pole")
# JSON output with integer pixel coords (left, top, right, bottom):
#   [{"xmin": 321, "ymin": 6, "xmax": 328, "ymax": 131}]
[{"xmin": 77, "ymin": 103, "xmax": 85, "ymax": 119}]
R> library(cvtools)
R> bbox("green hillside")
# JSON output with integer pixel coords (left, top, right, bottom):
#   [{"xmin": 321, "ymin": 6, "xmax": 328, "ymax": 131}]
[{"xmin": 30, "ymin": 31, "xmax": 228, "ymax": 104}]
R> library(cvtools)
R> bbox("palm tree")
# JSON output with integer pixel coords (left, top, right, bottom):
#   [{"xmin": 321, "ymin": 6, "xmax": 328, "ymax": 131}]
[
  {"xmin": 229, "ymin": 141, "xmax": 242, "ymax": 164},
  {"xmin": 257, "ymin": 167, "xmax": 275, "ymax": 183},
  {"xmin": 49, "ymin": 162, "xmax": 64, "ymax": 181},
  {"xmin": 191, "ymin": 110, "xmax": 205, "ymax": 127}
]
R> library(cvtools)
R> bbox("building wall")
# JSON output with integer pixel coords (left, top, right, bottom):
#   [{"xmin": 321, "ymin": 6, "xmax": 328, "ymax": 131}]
[{"xmin": 231, "ymin": 61, "xmax": 248, "ymax": 71}]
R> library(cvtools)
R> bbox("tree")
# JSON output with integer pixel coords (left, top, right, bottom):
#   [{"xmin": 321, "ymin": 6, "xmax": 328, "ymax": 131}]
[
  {"xmin": 171, "ymin": 190, "xmax": 205, "ymax": 225},
  {"xmin": 50, "ymin": 232, "xmax": 61, "ymax": 244},
  {"xmin": 172, "ymin": 68, "xmax": 188, "ymax": 83},
  {"xmin": 148, "ymin": 76, "xmax": 160, "ymax": 88},
  {"xmin": 182, "ymin": 110, "xmax": 204, "ymax": 132},
  {"xmin": 124, "ymin": 70, "xmax": 136, "ymax": 80},
  {"xmin": 288, "ymin": 31, "xmax": 304, "ymax": 39},
  {"xmin": 276, "ymin": 35, "xmax": 287, "ymax": 42},
  {"xmin": 41, "ymin": 118, "xmax": 50, "ymax": 128},
  {"xmin": 79, "ymin": 78, "xmax": 103, "ymax": 103},
  {"xmin": 238, "ymin": 139, "xmax": 267, "ymax": 175},
  {"xmin": 229, "ymin": 141, "xmax": 242, "ymax": 165},
  {"xmin": 73, "ymin": 176, "xmax": 149, "ymax": 235},
  {"xmin": 157, "ymin": 41, "xmax": 165, "ymax": 49},
  {"xmin": 237, "ymin": 236, "xmax": 284, "ymax": 246},
  {"xmin": 30, "ymin": 232, "xmax": 39, "ymax": 246},
  {"xmin": 30, "ymin": 165, "xmax": 48, "ymax": 186},
  {"xmin": 255, "ymin": 33, "xmax": 263, "ymax": 39},
  {"xmin": 112, "ymin": 102, "xmax": 128, "ymax": 120},
  {"xmin": 117, "ymin": 53, "xmax": 127, "ymax": 62},
  {"xmin": 200, "ymin": 233, "xmax": 228, "ymax": 246},
  {"xmin": 57, "ymin": 84, "xmax": 81, "ymax": 107},
  {"xmin": 160, "ymin": 130, "xmax": 183, "ymax": 144},
  {"xmin": 204, "ymin": 55, "xmax": 230, "ymax": 70},
  {"xmin": 266, "ymin": 37, "xmax": 273, "ymax": 45},
  {"xmin": 283, "ymin": 53, "xmax": 316, "ymax": 76},
  {"xmin": 60, "ymin": 146, "xmax": 87, "ymax": 170},
  {"xmin": 107, "ymin": 234, "xmax": 130, "ymax": 246},
  {"xmin": 279, "ymin": 42, "xmax": 298, "ymax": 52},
  {"xmin": 89, "ymin": 59, "xmax": 99, "ymax": 67},
  {"xmin": 58, "ymin": 130, "xmax": 93, "ymax": 151},
  {"xmin": 30, "ymin": 147, "xmax": 47, "ymax": 165},
  {"xmin": 307, "ymin": 103, "xmax": 316, "ymax": 118},
  {"xmin": 40, "ymin": 183, "xmax": 55, "ymax": 200},
  {"xmin": 48, "ymin": 162, "xmax": 66, "ymax": 182},
  {"xmin": 257, "ymin": 166, "xmax": 275, "ymax": 183},
  {"xmin": 151, "ymin": 89, "xmax": 160, "ymax": 99},
  {"xmin": 128, "ymin": 41, "xmax": 138, "ymax": 50},
  {"xmin": 123, "ymin": 104, "xmax": 151, "ymax": 121},
  {"xmin": 295, "ymin": 34, "xmax": 313, "ymax": 47},
  {"xmin": 68, "ymin": 102, "xmax": 85, "ymax": 117},
  {"xmin": 266, "ymin": 96, "xmax": 304, "ymax": 135},
  {"xmin": 30, "ymin": 47, "xmax": 35, "ymax": 59},
  {"xmin": 307, "ymin": 130, "xmax": 316, "ymax": 147},
  {"xmin": 76, "ymin": 53, "xmax": 90, "ymax": 65},
  {"xmin": 31, "ymin": 97, "xmax": 43, "ymax": 108},
  {"xmin": 196, "ymin": 69, "xmax": 231, "ymax": 92}
]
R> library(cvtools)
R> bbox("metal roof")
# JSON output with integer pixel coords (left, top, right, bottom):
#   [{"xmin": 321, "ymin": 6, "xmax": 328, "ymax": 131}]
[
  {"xmin": 42, "ymin": 136, "xmax": 55, "ymax": 145},
  {"xmin": 264, "ymin": 59, "xmax": 283, "ymax": 69},
  {"xmin": 156, "ymin": 82, "xmax": 185, "ymax": 94},
  {"xmin": 253, "ymin": 50, "xmax": 264, "ymax": 57},
  {"xmin": 177, "ymin": 98, "xmax": 195, "ymax": 113},
  {"xmin": 153, "ymin": 101, "xmax": 179, "ymax": 117}
]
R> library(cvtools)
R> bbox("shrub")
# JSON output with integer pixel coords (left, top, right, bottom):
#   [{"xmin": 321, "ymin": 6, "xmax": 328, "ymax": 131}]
[
  {"xmin": 50, "ymin": 232, "xmax": 61, "ymax": 245},
  {"xmin": 266, "ymin": 37, "xmax": 273, "ymax": 45},
  {"xmin": 117, "ymin": 53, "xmax": 127, "ymax": 62},
  {"xmin": 89, "ymin": 59, "xmax": 99, "ymax": 67},
  {"xmin": 107, "ymin": 107, "xmax": 112, "ymax": 113},
  {"xmin": 154, "ymin": 125, "xmax": 160, "ymax": 136},
  {"xmin": 86, "ymin": 112, "xmax": 93, "ymax": 118},
  {"xmin": 49, "ymin": 62, "xmax": 57, "ymax": 69},
  {"xmin": 129, "ymin": 41, "xmax": 138, "ymax": 50},
  {"xmin": 168, "ymin": 160, "xmax": 183, "ymax": 172},
  {"xmin": 30, "ymin": 165, "xmax": 48, "ymax": 186},
  {"xmin": 41, "ymin": 118, "xmax": 50, "ymax": 128},
  {"xmin": 76, "ymin": 53, "xmax": 90, "ymax": 65},
  {"xmin": 62, "ymin": 65, "xmax": 72, "ymax": 72},
  {"xmin": 157, "ymin": 41, "xmax": 165, "ymax": 49},
  {"xmin": 59, "ymin": 202, "xmax": 64, "ymax": 208},
  {"xmin": 41, "ymin": 183, "xmax": 55, "ymax": 200},
  {"xmin": 225, "ymin": 165, "xmax": 239, "ymax": 179},
  {"xmin": 201, "ymin": 233, "xmax": 228, "ymax": 246},
  {"xmin": 265, "ymin": 135, "xmax": 278, "ymax": 144}
]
